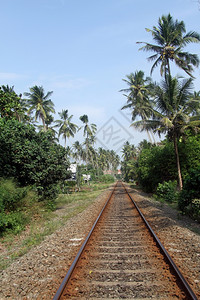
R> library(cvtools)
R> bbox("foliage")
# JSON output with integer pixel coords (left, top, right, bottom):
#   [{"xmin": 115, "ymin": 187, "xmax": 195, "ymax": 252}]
[
  {"xmin": 178, "ymin": 133, "xmax": 200, "ymax": 180},
  {"xmin": 155, "ymin": 180, "xmax": 178, "ymax": 203},
  {"xmin": 178, "ymin": 166, "xmax": 200, "ymax": 218},
  {"xmin": 24, "ymin": 85, "xmax": 55, "ymax": 131},
  {"xmin": 133, "ymin": 75, "xmax": 200, "ymax": 189},
  {"xmin": 136, "ymin": 135, "xmax": 200, "ymax": 193},
  {"xmin": 0, "ymin": 179, "xmax": 28, "ymax": 235},
  {"xmin": 55, "ymin": 109, "xmax": 78, "ymax": 148},
  {"xmin": 98, "ymin": 174, "xmax": 115, "ymax": 183},
  {"xmin": 137, "ymin": 13, "xmax": 200, "ymax": 77},
  {"xmin": 0, "ymin": 119, "xmax": 70, "ymax": 200},
  {"xmin": 136, "ymin": 142, "xmax": 177, "ymax": 192},
  {"xmin": 0, "ymin": 178, "xmax": 27, "ymax": 211},
  {"xmin": 121, "ymin": 141, "xmax": 137, "ymax": 181},
  {"xmin": 0, "ymin": 86, "xmax": 24, "ymax": 121}
]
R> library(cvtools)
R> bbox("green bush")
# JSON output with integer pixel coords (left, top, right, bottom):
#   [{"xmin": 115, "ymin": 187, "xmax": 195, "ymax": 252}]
[
  {"xmin": 178, "ymin": 166, "xmax": 200, "ymax": 218},
  {"xmin": 191, "ymin": 199, "xmax": 200, "ymax": 221},
  {"xmin": 0, "ymin": 178, "xmax": 27, "ymax": 212},
  {"xmin": 0, "ymin": 119, "xmax": 71, "ymax": 200},
  {"xmin": 0, "ymin": 211, "xmax": 27, "ymax": 235},
  {"xmin": 0, "ymin": 179, "xmax": 28, "ymax": 235},
  {"xmin": 155, "ymin": 180, "xmax": 178, "ymax": 203},
  {"xmin": 136, "ymin": 135, "xmax": 200, "ymax": 193},
  {"xmin": 98, "ymin": 174, "xmax": 115, "ymax": 183}
]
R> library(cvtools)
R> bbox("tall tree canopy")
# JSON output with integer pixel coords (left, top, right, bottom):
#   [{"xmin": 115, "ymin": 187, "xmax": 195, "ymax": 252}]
[
  {"xmin": 24, "ymin": 85, "xmax": 55, "ymax": 131},
  {"xmin": 133, "ymin": 75, "xmax": 200, "ymax": 189},
  {"xmin": 137, "ymin": 13, "xmax": 200, "ymax": 77},
  {"xmin": 55, "ymin": 109, "xmax": 78, "ymax": 148}
]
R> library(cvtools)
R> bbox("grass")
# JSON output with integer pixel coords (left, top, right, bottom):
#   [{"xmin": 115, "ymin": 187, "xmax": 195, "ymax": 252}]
[{"xmin": 0, "ymin": 182, "xmax": 112, "ymax": 271}]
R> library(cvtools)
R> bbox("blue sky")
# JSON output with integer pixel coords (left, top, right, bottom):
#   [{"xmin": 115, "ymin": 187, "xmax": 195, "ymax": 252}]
[{"xmin": 1, "ymin": 0, "xmax": 200, "ymax": 153}]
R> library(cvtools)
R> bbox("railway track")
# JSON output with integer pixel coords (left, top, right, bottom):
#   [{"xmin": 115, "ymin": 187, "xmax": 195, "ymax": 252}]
[{"xmin": 53, "ymin": 181, "xmax": 197, "ymax": 299}]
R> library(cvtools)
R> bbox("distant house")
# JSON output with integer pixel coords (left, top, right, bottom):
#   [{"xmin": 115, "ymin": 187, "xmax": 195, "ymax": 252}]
[
  {"xmin": 103, "ymin": 170, "xmax": 112, "ymax": 175},
  {"xmin": 68, "ymin": 164, "xmax": 77, "ymax": 180},
  {"xmin": 82, "ymin": 174, "xmax": 91, "ymax": 182},
  {"xmin": 69, "ymin": 164, "xmax": 77, "ymax": 173}
]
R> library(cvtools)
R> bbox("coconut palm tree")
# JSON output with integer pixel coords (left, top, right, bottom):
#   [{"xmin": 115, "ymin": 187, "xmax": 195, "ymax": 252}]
[
  {"xmin": 122, "ymin": 141, "xmax": 137, "ymax": 161},
  {"xmin": 120, "ymin": 70, "xmax": 155, "ymax": 143},
  {"xmin": 55, "ymin": 109, "xmax": 78, "ymax": 148},
  {"xmin": 133, "ymin": 75, "xmax": 200, "ymax": 189},
  {"xmin": 98, "ymin": 147, "xmax": 108, "ymax": 171},
  {"xmin": 79, "ymin": 115, "xmax": 97, "ymax": 139},
  {"xmin": 24, "ymin": 85, "xmax": 55, "ymax": 130},
  {"xmin": 188, "ymin": 91, "xmax": 200, "ymax": 116},
  {"xmin": 137, "ymin": 13, "xmax": 200, "ymax": 77},
  {"xmin": 72, "ymin": 141, "xmax": 84, "ymax": 164},
  {"xmin": 79, "ymin": 114, "xmax": 97, "ymax": 169}
]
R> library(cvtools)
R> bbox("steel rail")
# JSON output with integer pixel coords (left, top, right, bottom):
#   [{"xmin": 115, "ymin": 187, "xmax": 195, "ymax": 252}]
[
  {"xmin": 53, "ymin": 182, "xmax": 117, "ymax": 300},
  {"xmin": 122, "ymin": 183, "xmax": 198, "ymax": 300}
]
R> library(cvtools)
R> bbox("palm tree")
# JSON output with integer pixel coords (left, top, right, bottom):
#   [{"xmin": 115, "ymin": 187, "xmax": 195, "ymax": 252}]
[
  {"xmin": 79, "ymin": 115, "xmax": 97, "ymax": 139},
  {"xmin": 120, "ymin": 70, "xmax": 155, "ymax": 143},
  {"xmin": 98, "ymin": 147, "xmax": 108, "ymax": 171},
  {"xmin": 137, "ymin": 14, "xmax": 200, "ymax": 77},
  {"xmin": 133, "ymin": 75, "xmax": 200, "ymax": 189},
  {"xmin": 24, "ymin": 85, "xmax": 55, "ymax": 130},
  {"xmin": 122, "ymin": 141, "xmax": 137, "ymax": 161},
  {"xmin": 72, "ymin": 141, "xmax": 84, "ymax": 164},
  {"xmin": 55, "ymin": 109, "xmax": 78, "ymax": 148},
  {"xmin": 109, "ymin": 150, "xmax": 120, "ymax": 173},
  {"xmin": 1, "ymin": 85, "xmax": 15, "ymax": 93},
  {"xmin": 79, "ymin": 114, "xmax": 97, "ymax": 168},
  {"xmin": 188, "ymin": 91, "xmax": 200, "ymax": 116}
]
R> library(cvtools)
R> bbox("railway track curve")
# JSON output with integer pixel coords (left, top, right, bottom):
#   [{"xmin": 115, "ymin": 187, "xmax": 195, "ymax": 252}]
[{"xmin": 53, "ymin": 181, "xmax": 198, "ymax": 299}]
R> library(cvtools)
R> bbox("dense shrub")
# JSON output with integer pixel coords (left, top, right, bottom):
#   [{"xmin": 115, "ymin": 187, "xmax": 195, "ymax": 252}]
[
  {"xmin": 0, "ymin": 178, "xmax": 27, "ymax": 212},
  {"xmin": 136, "ymin": 135, "xmax": 200, "ymax": 193},
  {"xmin": 0, "ymin": 179, "xmax": 28, "ymax": 235},
  {"xmin": 136, "ymin": 142, "xmax": 177, "ymax": 192},
  {"xmin": 0, "ymin": 119, "xmax": 71, "ymax": 199},
  {"xmin": 155, "ymin": 180, "xmax": 178, "ymax": 203},
  {"xmin": 98, "ymin": 174, "xmax": 115, "ymax": 183},
  {"xmin": 0, "ymin": 211, "xmax": 27, "ymax": 235},
  {"xmin": 178, "ymin": 166, "xmax": 200, "ymax": 220}
]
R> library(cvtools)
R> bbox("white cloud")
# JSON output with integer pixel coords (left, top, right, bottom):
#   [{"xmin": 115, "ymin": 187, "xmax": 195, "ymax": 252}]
[
  {"xmin": 53, "ymin": 78, "xmax": 91, "ymax": 89},
  {"xmin": 35, "ymin": 74, "xmax": 91, "ymax": 90},
  {"xmin": 0, "ymin": 72, "xmax": 25, "ymax": 80}
]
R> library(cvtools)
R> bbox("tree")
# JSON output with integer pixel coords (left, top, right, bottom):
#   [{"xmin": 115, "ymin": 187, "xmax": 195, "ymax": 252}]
[
  {"xmin": 24, "ymin": 85, "xmax": 55, "ymax": 131},
  {"xmin": 121, "ymin": 142, "xmax": 137, "ymax": 181},
  {"xmin": 120, "ymin": 71, "xmax": 155, "ymax": 143},
  {"xmin": 188, "ymin": 91, "xmax": 200, "ymax": 116},
  {"xmin": 0, "ymin": 86, "xmax": 25, "ymax": 121},
  {"xmin": 55, "ymin": 109, "xmax": 78, "ymax": 148},
  {"xmin": 79, "ymin": 115, "xmax": 97, "ymax": 168},
  {"xmin": 72, "ymin": 141, "xmax": 83, "ymax": 164},
  {"xmin": 137, "ymin": 13, "xmax": 200, "ymax": 77},
  {"xmin": 133, "ymin": 75, "xmax": 200, "ymax": 189},
  {"xmin": 0, "ymin": 118, "xmax": 70, "ymax": 199}
]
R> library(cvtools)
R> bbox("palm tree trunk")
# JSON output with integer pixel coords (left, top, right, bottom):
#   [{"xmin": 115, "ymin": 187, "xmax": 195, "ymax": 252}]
[
  {"xmin": 150, "ymin": 129, "xmax": 156, "ymax": 144},
  {"xmin": 146, "ymin": 129, "xmax": 153, "ymax": 143},
  {"xmin": 173, "ymin": 133, "xmax": 183, "ymax": 190},
  {"xmin": 166, "ymin": 59, "xmax": 171, "ymax": 78},
  {"xmin": 64, "ymin": 137, "xmax": 66, "ymax": 148},
  {"xmin": 42, "ymin": 117, "xmax": 47, "ymax": 131}
]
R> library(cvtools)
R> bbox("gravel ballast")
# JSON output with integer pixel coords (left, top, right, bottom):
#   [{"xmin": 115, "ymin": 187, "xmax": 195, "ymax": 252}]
[{"xmin": 0, "ymin": 184, "xmax": 199, "ymax": 299}]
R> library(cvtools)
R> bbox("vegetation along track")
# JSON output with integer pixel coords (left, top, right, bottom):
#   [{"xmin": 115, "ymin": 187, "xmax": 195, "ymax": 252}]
[{"xmin": 53, "ymin": 181, "xmax": 198, "ymax": 299}]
